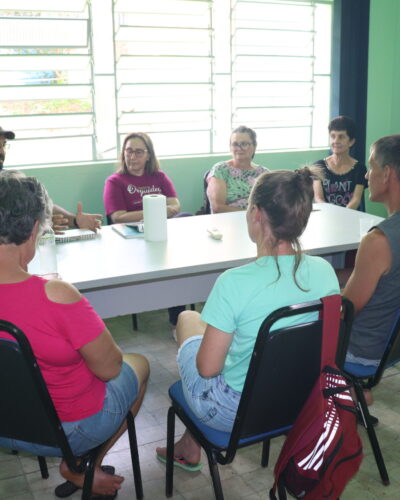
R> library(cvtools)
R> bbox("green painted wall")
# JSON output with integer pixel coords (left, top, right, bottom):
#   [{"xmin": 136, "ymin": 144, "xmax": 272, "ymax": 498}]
[
  {"xmin": 21, "ymin": 149, "xmax": 328, "ymax": 220},
  {"xmin": 18, "ymin": 0, "xmax": 400, "ymax": 220},
  {"xmin": 365, "ymin": 0, "xmax": 400, "ymax": 217}
]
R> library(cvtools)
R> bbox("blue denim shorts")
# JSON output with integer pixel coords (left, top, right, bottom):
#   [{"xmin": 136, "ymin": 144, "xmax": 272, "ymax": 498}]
[
  {"xmin": 177, "ymin": 336, "xmax": 241, "ymax": 432},
  {"xmin": 0, "ymin": 362, "xmax": 138, "ymax": 457}
]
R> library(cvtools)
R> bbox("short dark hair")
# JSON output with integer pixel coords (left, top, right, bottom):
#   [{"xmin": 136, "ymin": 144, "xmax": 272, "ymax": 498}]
[
  {"xmin": 250, "ymin": 166, "xmax": 323, "ymax": 288},
  {"xmin": 328, "ymin": 116, "xmax": 356, "ymax": 140},
  {"xmin": 117, "ymin": 132, "xmax": 160, "ymax": 175},
  {"xmin": 0, "ymin": 170, "xmax": 52, "ymax": 245},
  {"xmin": 372, "ymin": 134, "xmax": 400, "ymax": 180}
]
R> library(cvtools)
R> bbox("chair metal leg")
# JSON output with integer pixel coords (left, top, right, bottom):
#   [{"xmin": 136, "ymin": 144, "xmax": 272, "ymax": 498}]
[
  {"xmin": 354, "ymin": 382, "xmax": 390, "ymax": 485},
  {"xmin": 132, "ymin": 314, "xmax": 138, "ymax": 331},
  {"xmin": 206, "ymin": 449, "xmax": 224, "ymax": 500},
  {"xmin": 166, "ymin": 407, "xmax": 176, "ymax": 497},
  {"xmin": 277, "ymin": 480, "xmax": 288, "ymax": 500},
  {"xmin": 127, "ymin": 412, "xmax": 143, "ymax": 500},
  {"xmin": 261, "ymin": 439, "xmax": 270, "ymax": 467},
  {"xmin": 37, "ymin": 456, "xmax": 49, "ymax": 479},
  {"xmin": 81, "ymin": 456, "xmax": 96, "ymax": 500}
]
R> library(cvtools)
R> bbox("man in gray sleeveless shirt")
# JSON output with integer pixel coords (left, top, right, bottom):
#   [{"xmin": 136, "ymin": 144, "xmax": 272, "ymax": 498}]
[{"xmin": 344, "ymin": 134, "xmax": 400, "ymax": 370}]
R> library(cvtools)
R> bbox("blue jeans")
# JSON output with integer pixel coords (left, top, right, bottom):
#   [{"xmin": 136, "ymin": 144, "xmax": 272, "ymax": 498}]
[
  {"xmin": 177, "ymin": 336, "xmax": 241, "ymax": 432},
  {"xmin": 0, "ymin": 362, "xmax": 138, "ymax": 457}
]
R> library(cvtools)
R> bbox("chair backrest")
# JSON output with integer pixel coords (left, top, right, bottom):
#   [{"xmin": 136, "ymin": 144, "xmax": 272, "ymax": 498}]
[
  {"xmin": 198, "ymin": 169, "xmax": 211, "ymax": 215},
  {"xmin": 358, "ymin": 189, "xmax": 366, "ymax": 212},
  {"xmin": 373, "ymin": 308, "xmax": 400, "ymax": 384},
  {"xmin": 228, "ymin": 297, "xmax": 352, "ymax": 448},
  {"xmin": 0, "ymin": 320, "xmax": 78, "ymax": 466}
]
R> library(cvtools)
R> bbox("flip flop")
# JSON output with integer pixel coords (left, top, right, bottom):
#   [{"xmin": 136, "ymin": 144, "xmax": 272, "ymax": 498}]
[
  {"xmin": 156, "ymin": 453, "xmax": 202, "ymax": 472},
  {"xmin": 54, "ymin": 465, "xmax": 115, "ymax": 498}
]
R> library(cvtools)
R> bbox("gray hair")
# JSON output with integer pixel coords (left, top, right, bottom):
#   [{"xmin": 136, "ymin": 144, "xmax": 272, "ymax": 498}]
[
  {"xmin": 372, "ymin": 135, "xmax": 400, "ymax": 181},
  {"xmin": 0, "ymin": 170, "xmax": 52, "ymax": 245}
]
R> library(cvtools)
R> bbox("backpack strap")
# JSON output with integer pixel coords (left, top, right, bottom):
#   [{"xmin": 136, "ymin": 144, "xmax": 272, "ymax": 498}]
[{"xmin": 320, "ymin": 295, "xmax": 342, "ymax": 369}]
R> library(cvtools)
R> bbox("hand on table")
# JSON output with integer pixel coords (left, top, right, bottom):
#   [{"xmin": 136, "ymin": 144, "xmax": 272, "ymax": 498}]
[
  {"xmin": 52, "ymin": 213, "xmax": 69, "ymax": 234},
  {"xmin": 75, "ymin": 202, "xmax": 103, "ymax": 232}
]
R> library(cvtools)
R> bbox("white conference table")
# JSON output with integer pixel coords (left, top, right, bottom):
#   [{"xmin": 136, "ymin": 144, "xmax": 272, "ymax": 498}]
[{"xmin": 30, "ymin": 204, "xmax": 383, "ymax": 319}]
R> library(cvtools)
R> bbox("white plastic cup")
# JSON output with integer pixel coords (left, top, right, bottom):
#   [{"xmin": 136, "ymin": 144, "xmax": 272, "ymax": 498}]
[{"xmin": 38, "ymin": 228, "xmax": 58, "ymax": 278}]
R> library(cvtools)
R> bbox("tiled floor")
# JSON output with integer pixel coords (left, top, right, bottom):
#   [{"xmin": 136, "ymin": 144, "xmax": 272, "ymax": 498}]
[{"xmin": 1, "ymin": 307, "xmax": 400, "ymax": 499}]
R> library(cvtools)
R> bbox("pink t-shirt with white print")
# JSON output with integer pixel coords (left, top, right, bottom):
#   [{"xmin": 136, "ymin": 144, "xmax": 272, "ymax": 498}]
[{"xmin": 103, "ymin": 171, "xmax": 177, "ymax": 215}]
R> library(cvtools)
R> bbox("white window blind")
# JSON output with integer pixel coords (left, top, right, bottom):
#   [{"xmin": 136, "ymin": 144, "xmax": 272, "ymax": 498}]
[
  {"xmin": 114, "ymin": 0, "xmax": 213, "ymax": 156},
  {"xmin": 0, "ymin": 0, "xmax": 332, "ymax": 166},
  {"xmin": 231, "ymin": 0, "xmax": 332, "ymax": 150},
  {"xmin": 0, "ymin": 0, "xmax": 95, "ymax": 166}
]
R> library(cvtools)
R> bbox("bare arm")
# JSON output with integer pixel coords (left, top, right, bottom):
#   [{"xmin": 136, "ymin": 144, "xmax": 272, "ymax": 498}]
[
  {"xmin": 343, "ymin": 229, "xmax": 391, "ymax": 313},
  {"xmin": 312, "ymin": 180, "xmax": 326, "ymax": 203},
  {"xmin": 110, "ymin": 196, "xmax": 180, "ymax": 223},
  {"xmin": 196, "ymin": 324, "xmax": 233, "ymax": 378},
  {"xmin": 207, "ymin": 177, "xmax": 243, "ymax": 213},
  {"xmin": 110, "ymin": 209, "xmax": 144, "ymax": 223},
  {"xmin": 166, "ymin": 197, "xmax": 180, "ymax": 217},
  {"xmin": 346, "ymin": 184, "xmax": 365, "ymax": 210},
  {"xmin": 44, "ymin": 279, "xmax": 122, "ymax": 381},
  {"xmin": 79, "ymin": 329, "xmax": 123, "ymax": 381}
]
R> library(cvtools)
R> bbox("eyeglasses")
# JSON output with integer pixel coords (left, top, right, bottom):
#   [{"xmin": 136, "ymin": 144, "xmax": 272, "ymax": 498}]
[
  {"xmin": 0, "ymin": 141, "xmax": 10, "ymax": 150},
  {"xmin": 124, "ymin": 148, "xmax": 147, "ymax": 157},
  {"xmin": 230, "ymin": 141, "xmax": 253, "ymax": 150}
]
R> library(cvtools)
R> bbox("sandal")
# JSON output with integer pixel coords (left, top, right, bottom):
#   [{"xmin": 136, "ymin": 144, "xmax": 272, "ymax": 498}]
[
  {"xmin": 156, "ymin": 453, "xmax": 202, "ymax": 471},
  {"xmin": 54, "ymin": 465, "xmax": 115, "ymax": 498}
]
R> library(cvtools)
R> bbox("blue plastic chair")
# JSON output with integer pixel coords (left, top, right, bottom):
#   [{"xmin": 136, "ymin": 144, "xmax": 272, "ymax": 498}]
[{"xmin": 342, "ymin": 309, "xmax": 400, "ymax": 486}]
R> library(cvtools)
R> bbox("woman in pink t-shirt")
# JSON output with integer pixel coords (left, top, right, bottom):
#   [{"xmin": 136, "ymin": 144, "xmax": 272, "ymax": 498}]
[
  {"xmin": 104, "ymin": 132, "xmax": 181, "ymax": 223},
  {"xmin": 104, "ymin": 132, "xmax": 190, "ymax": 328},
  {"xmin": 0, "ymin": 171, "xmax": 149, "ymax": 498}
]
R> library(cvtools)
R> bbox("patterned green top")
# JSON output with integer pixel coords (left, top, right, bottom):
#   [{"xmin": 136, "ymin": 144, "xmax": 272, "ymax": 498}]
[{"xmin": 208, "ymin": 161, "xmax": 268, "ymax": 209}]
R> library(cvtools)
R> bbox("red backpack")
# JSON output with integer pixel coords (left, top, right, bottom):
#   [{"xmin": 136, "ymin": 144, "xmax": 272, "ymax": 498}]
[{"xmin": 270, "ymin": 295, "xmax": 363, "ymax": 500}]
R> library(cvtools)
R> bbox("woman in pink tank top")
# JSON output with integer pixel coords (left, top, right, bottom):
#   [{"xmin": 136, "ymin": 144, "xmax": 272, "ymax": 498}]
[{"xmin": 0, "ymin": 170, "xmax": 149, "ymax": 498}]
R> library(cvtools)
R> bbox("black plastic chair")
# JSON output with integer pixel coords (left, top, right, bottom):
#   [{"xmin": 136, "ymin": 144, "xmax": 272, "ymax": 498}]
[
  {"xmin": 0, "ymin": 320, "xmax": 143, "ymax": 500},
  {"xmin": 196, "ymin": 169, "xmax": 211, "ymax": 215},
  {"xmin": 342, "ymin": 309, "xmax": 400, "ymax": 486},
  {"xmin": 164, "ymin": 297, "xmax": 353, "ymax": 500}
]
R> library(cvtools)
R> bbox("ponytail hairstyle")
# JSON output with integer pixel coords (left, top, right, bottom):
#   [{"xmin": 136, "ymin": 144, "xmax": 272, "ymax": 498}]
[{"xmin": 250, "ymin": 165, "xmax": 323, "ymax": 289}]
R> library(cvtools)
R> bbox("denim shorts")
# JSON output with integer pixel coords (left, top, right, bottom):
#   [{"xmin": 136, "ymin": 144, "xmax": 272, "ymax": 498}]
[
  {"xmin": 177, "ymin": 336, "xmax": 241, "ymax": 432},
  {"xmin": 0, "ymin": 362, "xmax": 138, "ymax": 457}
]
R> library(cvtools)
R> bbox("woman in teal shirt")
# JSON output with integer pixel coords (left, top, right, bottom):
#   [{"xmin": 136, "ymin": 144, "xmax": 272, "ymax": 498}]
[{"xmin": 157, "ymin": 166, "xmax": 339, "ymax": 470}]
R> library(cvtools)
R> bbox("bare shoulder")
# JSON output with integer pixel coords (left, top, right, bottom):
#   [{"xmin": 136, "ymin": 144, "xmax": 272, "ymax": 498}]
[
  {"xmin": 44, "ymin": 279, "xmax": 82, "ymax": 304},
  {"xmin": 361, "ymin": 227, "xmax": 389, "ymax": 252},
  {"xmin": 357, "ymin": 228, "xmax": 391, "ymax": 272}
]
